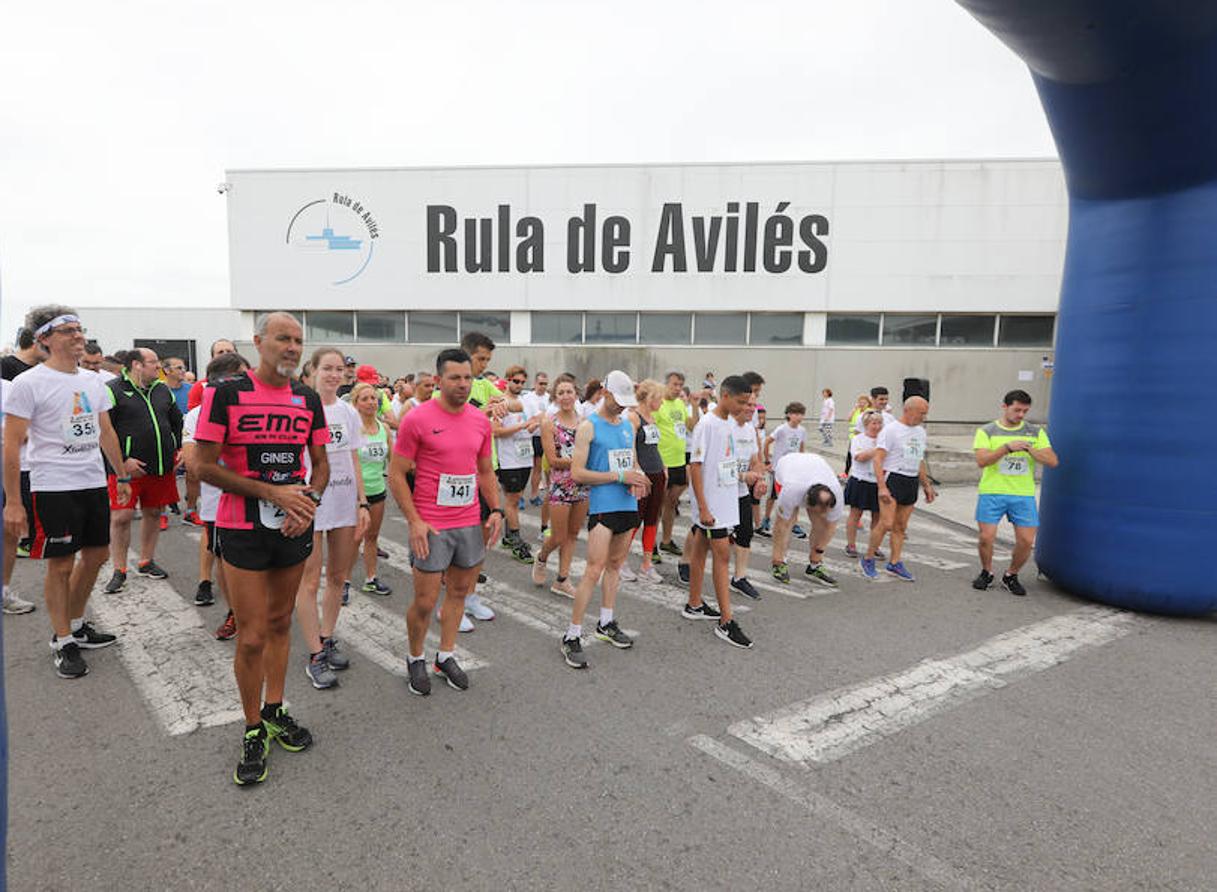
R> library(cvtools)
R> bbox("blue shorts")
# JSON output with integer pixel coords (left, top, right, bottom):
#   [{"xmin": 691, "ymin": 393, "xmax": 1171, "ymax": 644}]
[{"xmin": 976, "ymin": 493, "xmax": 1039, "ymax": 528}]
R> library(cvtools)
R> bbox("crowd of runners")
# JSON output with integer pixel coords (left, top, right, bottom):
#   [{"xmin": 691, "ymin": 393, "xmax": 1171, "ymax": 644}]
[{"xmin": 1, "ymin": 306, "xmax": 1058, "ymax": 786}]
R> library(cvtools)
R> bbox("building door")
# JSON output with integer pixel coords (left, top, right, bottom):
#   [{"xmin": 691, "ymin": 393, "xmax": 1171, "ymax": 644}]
[{"xmin": 134, "ymin": 339, "xmax": 197, "ymax": 375}]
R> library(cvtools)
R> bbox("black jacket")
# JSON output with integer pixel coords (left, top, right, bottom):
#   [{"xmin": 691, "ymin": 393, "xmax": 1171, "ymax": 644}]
[{"xmin": 106, "ymin": 372, "xmax": 183, "ymax": 476}]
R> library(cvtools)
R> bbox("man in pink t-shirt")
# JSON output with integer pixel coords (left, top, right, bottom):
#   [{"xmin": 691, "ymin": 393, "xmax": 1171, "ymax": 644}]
[{"xmin": 389, "ymin": 347, "xmax": 502, "ymax": 696}]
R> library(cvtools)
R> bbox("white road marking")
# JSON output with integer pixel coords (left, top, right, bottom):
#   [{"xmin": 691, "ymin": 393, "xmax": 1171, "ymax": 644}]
[
  {"xmin": 729, "ymin": 606, "xmax": 1137, "ymax": 766},
  {"xmin": 335, "ymin": 595, "xmax": 486, "ymax": 675},
  {"xmin": 86, "ymin": 551, "xmax": 244, "ymax": 736},
  {"xmin": 688, "ymin": 735, "xmax": 972, "ymax": 890}
]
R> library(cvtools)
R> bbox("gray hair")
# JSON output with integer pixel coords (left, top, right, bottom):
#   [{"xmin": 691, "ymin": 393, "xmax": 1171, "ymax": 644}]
[
  {"xmin": 26, "ymin": 304, "xmax": 78, "ymax": 334},
  {"xmin": 415, "ymin": 370, "xmax": 432, "ymax": 381},
  {"xmin": 254, "ymin": 311, "xmax": 302, "ymax": 337},
  {"xmin": 664, "ymin": 369, "xmax": 686, "ymax": 383}
]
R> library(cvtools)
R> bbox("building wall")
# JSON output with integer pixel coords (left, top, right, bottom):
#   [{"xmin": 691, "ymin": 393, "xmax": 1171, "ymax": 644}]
[{"xmin": 83, "ymin": 307, "xmax": 249, "ymax": 371}]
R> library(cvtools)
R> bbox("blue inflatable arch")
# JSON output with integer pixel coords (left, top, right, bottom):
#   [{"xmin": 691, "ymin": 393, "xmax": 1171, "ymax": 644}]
[{"xmin": 958, "ymin": 0, "xmax": 1217, "ymax": 615}]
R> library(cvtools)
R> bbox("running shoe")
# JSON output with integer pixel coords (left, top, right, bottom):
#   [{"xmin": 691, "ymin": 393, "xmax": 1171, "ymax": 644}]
[
  {"xmin": 15, "ymin": 542, "xmax": 30, "ymax": 558},
  {"xmin": 730, "ymin": 577, "xmax": 762, "ymax": 600},
  {"xmin": 532, "ymin": 555, "xmax": 548, "ymax": 586},
  {"xmin": 1001, "ymin": 573, "xmax": 1027, "ymax": 597},
  {"xmin": 678, "ymin": 563, "xmax": 690, "ymax": 584},
  {"xmin": 638, "ymin": 566, "xmax": 663, "ymax": 584},
  {"xmin": 972, "ymin": 570, "xmax": 995, "ymax": 591},
  {"xmin": 102, "ymin": 569, "xmax": 127, "ymax": 594},
  {"xmin": 194, "ymin": 580, "xmax": 215, "ymax": 606},
  {"xmin": 561, "ymin": 636, "xmax": 588, "ymax": 669},
  {"xmin": 529, "ymin": 496, "xmax": 544, "ymax": 507},
  {"xmin": 517, "ymin": 497, "xmax": 527, "ymax": 511},
  {"xmin": 805, "ymin": 563, "xmax": 838, "ymax": 586},
  {"xmin": 361, "ymin": 577, "xmax": 392, "ymax": 596},
  {"xmin": 459, "ymin": 613, "xmax": 475, "ymax": 633},
  {"xmin": 477, "ymin": 573, "xmax": 487, "ymax": 584},
  {"xmin": 844, "ymin": 544, "xmax": 859, "ymax": 558},
  {"xmin": 158, "ymin": 514, "xmax": 169, "ymax": 532},
  {"xmin": 3, "ymin": 591, "xmax": 36, "ymax": 614},
  {"xmin": 541, "ymin": 526, "xmax": 551, "ymax": 540},
  {"xmin": 511, "ymin": 540, "xmax": 534, "ymax": 564},
  {"xmin": 215, "ymin": 610, "xmax": 237, "ymax": 640},
  {"xmin": 885, "ymin": 561, "xmax": 915, "ymax": 582},
  {"xmin": 182, "ymin": 509, "xmax": 203, "ymax": 526},
  {"xmin": 137, "ymin": 560, "xmax": 168, "ymax": 580},
  {"xmin": 860, "ymin": 557, "xmax": 879, "ymax": 580},
  {"xmin": 551, "ymin": 579, "xmax": 576, "ymax": 598},
  {"xmin": 682, "ymin": 602, "xmax": 721, "ymax": 621},
  {"xmin": 754, "ymin": 519, "xmax": 772, "ymax": 538},
  {"xmin": 53, "ymin": 641, "xmax": 88, "ymax": 679},
  {"xmin": 595, "ymin": 620, "xmax": 634, "ymax": 649},
  {"xmin": 376, "ymin": 546, "xmax": 389, "ymax": 559},
  {"xmin": 659, "ymin": 540, "xmax": 683, "ymax": 556},
  {"xmin": 874, "ymin": 548, "xmax": 887, "ymax": 560},
  {"xmin": 617, "ymin": 564, "xmax": 637, "ymax": 582},
  {"xmin": 305, "ymin": 653, "xmax": 338, "ymax": 689},
  {"xmin": 340, "ymin": 580, "xmax": 351, "ymax": 606},
  {"xmin": 465, "ymin": 594, "xmax": 495, "ymax": 621},
  {"xmin": 233, "ymin": 725, "xmax": 269, "ymax": 786},
  {"xmin": 407, "ymin": 658, "xmax": 432, "ymax": 695},
  {"xmin": 322, "ymin": 637, "xmax": 349, "ymax": 670},
  {"xmin": 433, "ymin": 655, "xmax": 469, "ymax": 691},
  {"xmin": 261, "ymin": 705, "xmax": 312, "ymax": 752},
  {"xmin": 770, "ymin": 562, "xmax": 790, "ymax": 584},
  {"xmin": 651, "ymin": 548, "xmax": 662, "ymax": 564},
  {"xmin": 73, "ymin": 622, "xmax": 116, "ymax": 649},
  {"xmin": 791, "ymin": 524, "xmax": 807, "ymax": 539},
  {"xmin": 714, "ymin": 619, "xmax": 753, "ymax": 649}
]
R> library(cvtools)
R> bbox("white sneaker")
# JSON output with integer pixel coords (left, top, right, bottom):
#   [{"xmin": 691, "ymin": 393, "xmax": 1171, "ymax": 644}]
[
  {"xmin": 465, "ymin": 593, "xmax": 495, "ymax": 621},
  {"xmin": 531, "ymin": 555, "xmax": 548, "ymax": 587},
  {"xmin": 3, "ymin": 591, "xmax": 36, "ymax": 615},
  {"xmin": 637, "ymin": 566, "xmax": 662, "ymax": 584},
  {"xmin": 617, "ymin": 564, "xmax": 637, "ymax": 582},
  {"xmin": 459, "ymin": 613, "xmax": 475, "ymax": 633},
  {"xmin": 550, "ymin": 578, "xmax": 576, "ymax": 598}
]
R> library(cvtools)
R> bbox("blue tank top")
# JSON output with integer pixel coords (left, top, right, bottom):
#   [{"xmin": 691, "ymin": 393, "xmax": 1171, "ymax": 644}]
[{"xmin": 587, "ymin": 412, "xmax": 638, "ymax": 514}]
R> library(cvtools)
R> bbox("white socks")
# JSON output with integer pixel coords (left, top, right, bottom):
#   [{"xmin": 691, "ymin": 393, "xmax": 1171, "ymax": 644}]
[
  {"xmin": 70, "ymin": 617, "xmax": 84, "ymax": 633},
  {"xmin": 599, "ymin": 607, "xmax": 614, "ymax": 626},
  {"xmin": 437, "ymin": 650, "xmax": 454, "ymax": 664},
  {"xmin": 566, "ymin": 623, "xmax": 582, "ymax": 640}
]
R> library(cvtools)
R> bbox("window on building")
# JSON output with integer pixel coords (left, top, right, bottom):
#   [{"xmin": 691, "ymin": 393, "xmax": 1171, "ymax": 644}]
[
  {"xmin": 639, "ymin": 313, "xmax": 692, "ymax": 345},
  {"xmin": 306, "ymin": 310, "xmax": 354, "ymax": 343},
  {"xmin": 459, "ymin": 312, "xmax": 511, "ymax": 344},
  {"xmin": 882, "ymin": 314, "xmax": 937, "ymax": 346},
  {"xmin": 408, "ymin": 311, "xmax": 458, "ymax": 344},
  {"xmin": 939, "ymin": 314, "xmax": 996, "ymax": 347},
  {"xmin": 826, "ymin": 314, "xmax": 880, "ymax": 346},
  {"xmin": 694, "ymin": 313, "xmax": 747, "ymax": 345},
  {"xmin": 998, "ymin": 315, "xmax": 1055, "ymax": 347},
  {"xmin": 585, "ymin": 312, "xmax": 637, "ymax": 344},
  {"xmin": 355, "ymin": 311, "xmax": 405, "ymax": 342},
  {"xmin": 532, "ymin": 312, "xmax": 583, "ymax": 344},
  {"xmin": 749, "ymin": 313, "xmax": 803, "ymax": 345}
]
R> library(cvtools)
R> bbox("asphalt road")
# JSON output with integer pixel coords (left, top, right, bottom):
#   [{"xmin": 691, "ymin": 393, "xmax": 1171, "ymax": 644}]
[{"xmin": 5, "ymin": 500, "xmax": 1215, "ymax": 891}]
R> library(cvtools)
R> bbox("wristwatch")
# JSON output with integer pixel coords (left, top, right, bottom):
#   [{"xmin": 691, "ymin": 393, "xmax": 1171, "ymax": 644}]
[
  {"xmin": 489, "ymin": 507, "xmax": 506, "ymax": 518},
  {"xmin": 305, "ymin": 490, "xmax": 323, "ymax": 506},
  {"xmin": 116, "ymin": 476, "xmax": 132, "ymax": 484},
  {"xmin": 359, "ymin": 501, "xmax": 371, "ymax": 511}
]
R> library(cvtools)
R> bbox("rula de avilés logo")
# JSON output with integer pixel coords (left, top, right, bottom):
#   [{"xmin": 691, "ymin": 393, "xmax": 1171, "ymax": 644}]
[{"xmin": 286, "ymin": 193, "xmax": 380, "ymax": 285}]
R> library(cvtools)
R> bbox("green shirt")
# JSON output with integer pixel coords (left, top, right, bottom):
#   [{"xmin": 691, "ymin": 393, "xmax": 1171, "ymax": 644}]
[
  {"xmin": 656, "ymin": 398, "xmax": 689, "ymax": 467},
  {"xmin": 973, "ymin": 420, "xmax": 1051, "ymax": 497},
  {"xmin": 358, "ymin": 421, "xmax": 389, "ymax": 497}
]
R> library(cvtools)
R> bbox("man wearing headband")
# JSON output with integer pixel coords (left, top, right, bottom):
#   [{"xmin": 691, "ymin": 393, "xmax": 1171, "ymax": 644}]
[{"xmin": 3, "ymin": 306, "xmax": 128, "ymax": 680}]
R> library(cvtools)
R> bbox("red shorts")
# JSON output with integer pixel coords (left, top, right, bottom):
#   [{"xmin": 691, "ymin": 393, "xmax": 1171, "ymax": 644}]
[{"xmin": 108, "ymin": 472, "xmax": 180, "ymax": 510}]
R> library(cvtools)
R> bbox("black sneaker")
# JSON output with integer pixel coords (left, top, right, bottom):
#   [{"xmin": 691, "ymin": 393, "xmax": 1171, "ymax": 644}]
[
  {"xmin": 730, "ymin": 577, "xmax": 762, "ymax": 600},
  {"xmin": 54, "ymin": 641, "xmax": 88, "ymax": 679},
  {"xmin": 233, "ymin": 725, "xmax": 269, "ymax": 786},
  {"xmin": 477, "ymin": 573, "xmax": 487, "ymax": 585},
  {"xmin": 407, "ymin": 658, "xmax": 431, "ymax": 696},
  {"xmin": 651, "ymin": 548, "xmax": 663, "ymax": 564},
  {"xmin": 260, "ymin": 704, "xmax": 312, "ymax": 752},
  {"xmin": 678, "ymin": 563, "xmax": 690, "ymax": 584},
  {"xmin": 594, "ymin": 620, "xmax": 634, "ymax": 649},
  {"xmin": 137, "ymin": 560, "xmax": 168, "ymax": 580},
  {"xmin": 804, "ymin": 563, "xmax": 837, "ymax": 586},
  {"xmin": 73, "ymin": 622, "xmax": 117, "ymax": 649},
  {"xmin": 682, "ymin": 602, "xmax": 721, "ymax": 621},
  {"xmin": 659, "ymin": 540, "xmax": 683, "ymax": 556},
  {"xmin": 972, "ymin": 570, "xmax": 995, "ymax": 591},
  {"xmin": 714, "ymin": 619, "xmax": 753, "ymax": 649},
  {"xmin": 433, "ymin": 655, "xmax": 469, "ymax": 691},
  {"xmin": 511, "ymin": 541, "xmax": 534, "ymax": 564},
  {"xmin": 1001, "ymin": 573, "xmax": 1028, "ymax": 597},
  {"xmin": 102, "ymin": 569, "xmax": 127, "ymax": 594},
  {"xmin": 561, "ymin": 636, "xmax": 588, "ymax": 669},
  {"xmin": 194, "ymin": 580, "xmax": 215, "ymax": 606}
]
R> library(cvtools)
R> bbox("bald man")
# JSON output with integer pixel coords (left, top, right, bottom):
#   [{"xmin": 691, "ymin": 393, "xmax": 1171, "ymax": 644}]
[{"xmin": 860, "ymin": 396, "xmax": 936, "ymax": 582}]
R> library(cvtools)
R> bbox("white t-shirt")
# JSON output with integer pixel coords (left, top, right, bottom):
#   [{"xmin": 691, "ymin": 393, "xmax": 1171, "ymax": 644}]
[
  {"xmin": 820, "ymin": 397, "xmax": 836, "ymax": 424},
  {"xmin": 688, "ymin": 412, "xmax": 741, "ymax": 530},
  {"xmin": 732, "ymin": 417, "xmax": 760, "ymax": 497},
  {"xmin": 876, "ymin": 419, "xmax": 926, "ymax": 477},
  {"xmin": 496, "ymin": 409, "xmax": 534, "ymax": 470},
  {"xmin": 391, "ymin": 395, "xmax": 410, "ymax": 419},
  {"xmin": 521, "ymin": 390, "xmax": 550, "ymax": 420},
  {"xmin": 1, "ymin": 379, "xmax": 31, "ymax": 472},
  {"xmin": 5, "ymin": 364, "xmax": 112, "ymax": 491},
  {"xmin": 97, "ymin": 369, "xmax": 118, "ymax": 383},
  {"xmin": 774, "ymin": 453, "xmax": 844, "ymax": 523},
  {"xmin": 181, "ymin": 406, "xmax": 222, "ymax": 522},
  {"xmin": 769, "ymin": 423, "xmax": 805, "ymax": 464},
  {"xmin": 856, "ymin": 409, "xmax": 896, "ymax": 434},
  {"xmin": 848, "ymin": 434, "xmax": 879, "ymax": 483}
]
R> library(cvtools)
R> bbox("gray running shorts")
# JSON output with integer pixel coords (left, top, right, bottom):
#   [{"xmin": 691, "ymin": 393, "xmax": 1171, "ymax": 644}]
[{"xmin": 411, "ymin": 523, "xmax": 486, "ymax": 573}]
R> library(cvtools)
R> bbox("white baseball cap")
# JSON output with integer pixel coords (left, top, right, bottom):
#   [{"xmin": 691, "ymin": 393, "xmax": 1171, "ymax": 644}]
[{"xmin": 604, "ymin": 369, "xmax": 638, "ymax": 407}]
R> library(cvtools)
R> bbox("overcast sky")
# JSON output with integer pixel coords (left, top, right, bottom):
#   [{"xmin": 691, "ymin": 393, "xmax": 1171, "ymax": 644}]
[{"xmin": 0, "ymin": 0, "xmax": 1055, "ymax": 346}]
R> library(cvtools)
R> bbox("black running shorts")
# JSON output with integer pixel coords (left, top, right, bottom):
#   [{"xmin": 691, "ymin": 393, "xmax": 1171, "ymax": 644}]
[
  {"xmin": 587, "ymin": 510, "xmax": 641, "ymax": 535},
  {"xmin": 667, "ymin": 464, "xmax": 688, "ymax": 487},
  {"xmin": 30, "ymin": 488, "xmax": 110, "ymax": 559},
  {"xmin": 885, "ymin": 473, "xmax": 920, "ymax": 507},
  {"xmin": 496, "ymin": 466, "xmax": 531, "ymax": 494},
  {"xmin": 216, "ymin": 525, "xmax": 314, "ymax": 571}
]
